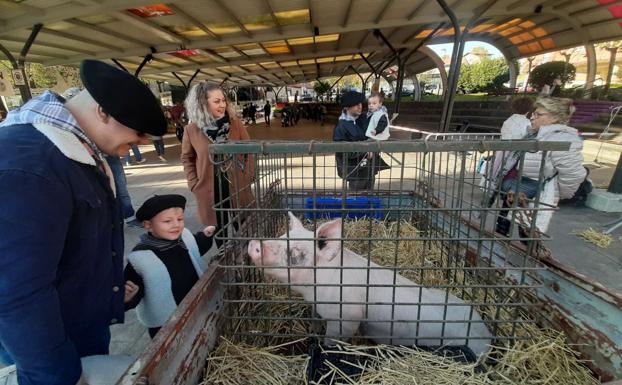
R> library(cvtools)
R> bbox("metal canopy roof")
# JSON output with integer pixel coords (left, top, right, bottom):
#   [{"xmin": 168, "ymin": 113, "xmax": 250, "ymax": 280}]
[{"xmin": 1, "ymin": 0, "xmax": 621, "ymax": 87}]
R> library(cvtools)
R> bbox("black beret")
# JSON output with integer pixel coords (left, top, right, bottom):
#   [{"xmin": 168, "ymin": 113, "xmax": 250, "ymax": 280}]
[
  {"xmin": 341, "ymin": 91, "xmax": 364, "ymax": 108},
  {"xmin": 80, "ymin": 60, "xmax": 167, "ymax": 136},
  {"xmin": 136, "ymin": 194, "xmax": 186, "ymax": 222}
]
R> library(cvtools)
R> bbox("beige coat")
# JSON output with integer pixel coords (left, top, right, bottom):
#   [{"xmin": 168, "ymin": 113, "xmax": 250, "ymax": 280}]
[{"xmin": 181, "ymin": 118, "xmax": 255, "ymax": 225}]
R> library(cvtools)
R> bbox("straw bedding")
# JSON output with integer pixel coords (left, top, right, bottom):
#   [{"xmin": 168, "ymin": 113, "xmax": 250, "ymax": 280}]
[{"xmin": 203, "ymin": 219, "xmax": 599, "ymax": 385}]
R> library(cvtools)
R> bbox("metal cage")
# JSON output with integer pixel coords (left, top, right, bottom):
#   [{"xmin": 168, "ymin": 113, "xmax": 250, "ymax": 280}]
[{"xmin": 210, "ymin": 139, "xmax": 569, "ymax": 357}]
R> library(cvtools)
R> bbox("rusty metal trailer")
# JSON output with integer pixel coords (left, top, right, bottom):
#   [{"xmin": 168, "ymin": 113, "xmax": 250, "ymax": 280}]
[{"xmin": 118, "ymin": 140, "xmax": 622, "ymax": 385}]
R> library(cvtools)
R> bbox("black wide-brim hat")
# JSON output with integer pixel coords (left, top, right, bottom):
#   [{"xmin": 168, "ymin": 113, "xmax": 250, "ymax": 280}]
[
  {"xmin": 341, "ymin": 91, "xmax": 364, "ymax": 108},
  {"xmin": 80, "ymin": 60, "xmax": 167, "ymax": 136},
  {"xmin": 136, "ymin": 194, "xmax": 187, "ymax": 222}
]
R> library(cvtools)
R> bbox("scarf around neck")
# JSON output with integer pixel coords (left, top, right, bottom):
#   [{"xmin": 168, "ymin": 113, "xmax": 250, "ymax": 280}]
[
  {"xmin": 0, "ymin": 91, "xmax": 106, "ymax": 163},
  {"xmin": 136, "ymin": 232, "xmax": 187, "ymax": 252},
  {"xmin": 201, "ymin": 112, "xmax": 231, "ymax": 143},
  {"xmin": 339, "ymin": 109, "xmax": 358, "ymax": 122}
]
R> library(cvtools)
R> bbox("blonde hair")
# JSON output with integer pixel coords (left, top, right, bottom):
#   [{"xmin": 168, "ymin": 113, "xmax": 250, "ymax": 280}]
[
  {"xmin": 534, "ymin": 97, "xmax": 575, "ymax": 125},
  {"xmin": 184, "ymin": 81, "xmax": 236, "ymax": 127}
]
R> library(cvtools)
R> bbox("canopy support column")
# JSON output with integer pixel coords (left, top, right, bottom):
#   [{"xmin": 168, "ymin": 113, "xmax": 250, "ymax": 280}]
[
  {"xmin": 0, "ymin": 23, "xmax": 42, "ymax": 103},
  {"xmin": 584, "ymin": 44, "xmax": 597, "ymax": 99}
]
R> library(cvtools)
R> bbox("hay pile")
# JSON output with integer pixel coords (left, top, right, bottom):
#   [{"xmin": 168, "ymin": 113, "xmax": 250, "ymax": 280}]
[
  {"xmin": 574, "ymin": 227, "xmax": 613, "ymax": 249},
  {"xmin": 203, "ymin": 329, "xmax": 598, "ymax": 385},
  {"xmin": 201, "ymin": 338, "xmax": 309, "ymax": 385},
  {"xmin": 207, "ymin": 218, "xmax": 599, "ymax": 384},
  {"xmin": 227, "ymin": 280, "xmax": 313, "ymax": 348}
]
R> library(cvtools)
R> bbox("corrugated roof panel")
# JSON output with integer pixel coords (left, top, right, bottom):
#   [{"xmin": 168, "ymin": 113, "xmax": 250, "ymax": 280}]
[
  {"xmin": 127, "ymin": 4, "xmax": 174, "ymax": 18},
  {"xmin": 540, "ymin": 38, "xmax": 556, "ymax": 50},
  {"xmin": 335, "ymin": 54, "xmax": 354, "ymax": 61},
  {"xmin": 205, "ymin": 22, "xmax": 240, "ymax": 34},
  {"xmin": 275, "ymin": 9, "xmax": 311, "ymax": 26},
  {"xmin": 519, "ymin": 20, "xmax": 535, "ymax": 29},
  {"xmin": 77, "ymin": 15, "xmax": 117, "ymax": 25},
  {"xmin": 280, "ymin": 61, "xmax": 298, "ymax": 66},
  {"xmin": 500, "ymin": 26, "xmax": 521, "ymax": 36},
  {"xmin": 316, "ymin": 57, "xmax": 334, "ymax": 63},
  {"xmin": 415, "ymin": 29, "xmax": 433, "ymax": 39},
  {"xmin": 260, "ymin": 61, "xmax": 280, "ymax": 68},
  {"xmin": 265, "ymin": 46, "xmax": 290, "ymax": 54},
  {"xmin": 532, "ymin": 28, "xmax": 547, "ymax": 38},
  {"xmin": 240, "ymin": 14, "xmax": 274, "ymax": 31},
  {"xmin": 167, "ymin": 26, "xmax": 209, "ymax": 38},
  {"xmin": 470, "ymin": 24, "xmax": 493, "ymax": 33}
]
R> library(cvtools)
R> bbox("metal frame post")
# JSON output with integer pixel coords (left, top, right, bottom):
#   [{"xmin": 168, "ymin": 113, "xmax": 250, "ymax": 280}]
[
  {"xmin": 134, "ymin": 53, "xmax": 154, "ymax": 77},
  {"xmin": 112, "ymin": 59, "xmax": 129, "ymax": 73},
  {"xmin": 0, "ymin": 23, "xmax": 42, "ymax": 103},
  {"xmin": 172, "ymin": 72, "xmax": 188, "ymax": 90},
  {"xmin": 348, "ymin": 65, "xmax": 365, "ymax": 93},
  {"xmin": 437, "ymin": 0, "xmax": 463, "ymax": 133}
]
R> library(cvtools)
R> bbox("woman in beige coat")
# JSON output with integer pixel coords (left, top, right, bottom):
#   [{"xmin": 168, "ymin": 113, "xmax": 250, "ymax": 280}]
[{"xmin": 181, "ymin": 82, "xmax": 254, "ymax": 241}]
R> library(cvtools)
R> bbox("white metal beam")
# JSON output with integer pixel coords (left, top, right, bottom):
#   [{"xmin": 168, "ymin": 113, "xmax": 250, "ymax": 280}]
[
  {"xmin": 65, "ymin": 18, "xmax": 146, "ymax": 46},
  {"xmin": 166, "ymin": 3, "xmax": 221, "ymax": 40},
  {"xmin": 211, "ymin": 0, "xmax": 252, "ymax": 37},
  {"xmin": 39, "ymin": 27, "xmax": 123, "ymax": 51},
  {"xmin": 114, "ymin": 10, "xmax": 189, "ymax": 45},
  {"xmin": 0, "ymin": 0, "xmax": 185, "ymax": 36}
]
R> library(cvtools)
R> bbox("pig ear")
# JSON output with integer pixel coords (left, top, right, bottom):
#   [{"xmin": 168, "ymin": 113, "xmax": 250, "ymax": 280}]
[
  {"xmin": 316, "ymin": 218, "xmax": 342, "ymax": 261},
  {"xmin": 287, "ymin": 211, "xmax": 304, "ymax": 231}
]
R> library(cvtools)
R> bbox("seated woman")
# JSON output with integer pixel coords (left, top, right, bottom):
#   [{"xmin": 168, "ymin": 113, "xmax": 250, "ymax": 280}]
[{"xmin": 495, "ymin": 97, "xmax": 586, "ymax": 237}]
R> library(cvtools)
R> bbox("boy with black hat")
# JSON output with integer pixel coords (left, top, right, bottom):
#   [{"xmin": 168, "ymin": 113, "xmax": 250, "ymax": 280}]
[
  {"xmin": 0, "ymin": 60, "xmax": 167, "ymax": 385},
  {"xmin": 333, "ymin": 90, "xmax": 375, "ymax": 190},
  {"xmin": 123, "ymin": 194, "xmax": 215, "ymax": 338}
]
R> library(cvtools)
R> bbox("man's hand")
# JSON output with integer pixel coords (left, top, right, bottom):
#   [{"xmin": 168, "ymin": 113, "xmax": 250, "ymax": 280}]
[
  {"xmin": 124, "ymin": 281, "xmax": 139, "ymax": 304},
  {"xmin": 371, "ymin": 130, "xmax": 376, "ymax": 136},
  {"xmin": 203, "ymin": 225, "xmax": 216, "ymax": 237}
]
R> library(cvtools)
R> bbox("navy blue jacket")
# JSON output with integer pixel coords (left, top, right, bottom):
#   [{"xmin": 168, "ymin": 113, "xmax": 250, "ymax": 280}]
[
  {"xmin": 333, "ymin": 114, "xmax": 370, "ymax": 180},
  {"xmin": 0, "ymin": 124, "xmax": 125, "ymax": 385}
]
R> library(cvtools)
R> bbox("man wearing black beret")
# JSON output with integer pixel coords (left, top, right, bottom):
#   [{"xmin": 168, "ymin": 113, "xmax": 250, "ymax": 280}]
[
  {"xmin": 0, "ymin": 59, "xmax": 167, "ymax": 385},
  {"xmin": 333, "ymin": 90, "xmax": 375, "ymax": 190}
]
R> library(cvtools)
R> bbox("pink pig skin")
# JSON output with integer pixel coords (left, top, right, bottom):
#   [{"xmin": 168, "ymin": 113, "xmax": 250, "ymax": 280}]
[{"xmin": 248, "ymin": 212, "xmax": 492, "ymax": 357}]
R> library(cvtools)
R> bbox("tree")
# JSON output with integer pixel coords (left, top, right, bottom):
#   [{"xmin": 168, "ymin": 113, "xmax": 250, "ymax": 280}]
[
  {"xmin": 313, "ymin": 80, "xmax": 331, "ymax": 101},
  {"xmin": 470, "ymin": 46, "xmax": 491, "ymax": 59},
  {"xmin": 596, "ymin": 41, "xmax": 622, "ymax": 91},
  {"xmin": 457, "ymin": 57, "xmax": 509, "ymax": 93},
  {"xmin": 26, "ymin": 63, "xmax": 57, "ymax": 89},
  {"xmin": 528, "ymin": 61, "xmax": 576, "ymax": 91}
]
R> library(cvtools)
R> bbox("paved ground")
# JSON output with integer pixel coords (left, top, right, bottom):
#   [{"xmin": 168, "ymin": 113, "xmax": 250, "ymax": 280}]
[{"xmin": 107, "ymin": 119, "xmax": 622, "ymax": 358}]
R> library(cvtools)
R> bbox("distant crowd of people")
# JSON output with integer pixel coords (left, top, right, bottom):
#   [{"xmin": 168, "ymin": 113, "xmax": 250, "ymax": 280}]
[{"xmin": 279, "ymin": 102, "xmax": 327, "ymax": 127}]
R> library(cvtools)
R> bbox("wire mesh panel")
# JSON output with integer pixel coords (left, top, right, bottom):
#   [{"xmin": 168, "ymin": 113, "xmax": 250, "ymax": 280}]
[{"xmin": 211, "ymin": 140, "xmax": 569, "ymax": 358}]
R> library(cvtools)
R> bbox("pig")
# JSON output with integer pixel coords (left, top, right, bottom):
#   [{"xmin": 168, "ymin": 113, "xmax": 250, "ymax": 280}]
[{"xmin": 247, "ymin": 213, "xmax": 493, "ymax": 358}]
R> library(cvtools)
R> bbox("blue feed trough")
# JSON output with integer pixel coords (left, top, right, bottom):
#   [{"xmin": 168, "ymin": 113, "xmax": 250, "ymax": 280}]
[{"xmin": 304, "ymin": 197, "xmax": 383, "ymax": 220}]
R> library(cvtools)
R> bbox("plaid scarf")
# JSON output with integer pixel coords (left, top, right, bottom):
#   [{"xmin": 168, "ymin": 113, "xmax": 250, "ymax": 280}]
[{"xmin": 0, "ymin": 91, "xmax": 105, "ymax": 164}]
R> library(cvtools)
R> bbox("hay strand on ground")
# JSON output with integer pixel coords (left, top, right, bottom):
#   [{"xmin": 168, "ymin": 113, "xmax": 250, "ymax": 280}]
[{"xmin": 574, "ymin": 228, "xmax": 612, "ymax": 249}]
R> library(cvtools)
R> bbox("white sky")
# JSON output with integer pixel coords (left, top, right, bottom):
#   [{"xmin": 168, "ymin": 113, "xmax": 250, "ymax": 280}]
[{"xmin": 428, "ymin": 41, "xmax": 503, "ymax": 59}]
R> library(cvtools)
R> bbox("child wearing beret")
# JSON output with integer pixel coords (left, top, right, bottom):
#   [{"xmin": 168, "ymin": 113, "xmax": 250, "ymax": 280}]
[{"xmin": 123, "ymin": 194, "xmax": 216, "ymax": 338}]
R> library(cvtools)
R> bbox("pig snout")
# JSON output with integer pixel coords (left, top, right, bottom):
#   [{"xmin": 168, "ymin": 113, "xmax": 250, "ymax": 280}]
[{"xmin": 248, "ymin": 240, "xmax": 263, "ymax": 263}]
